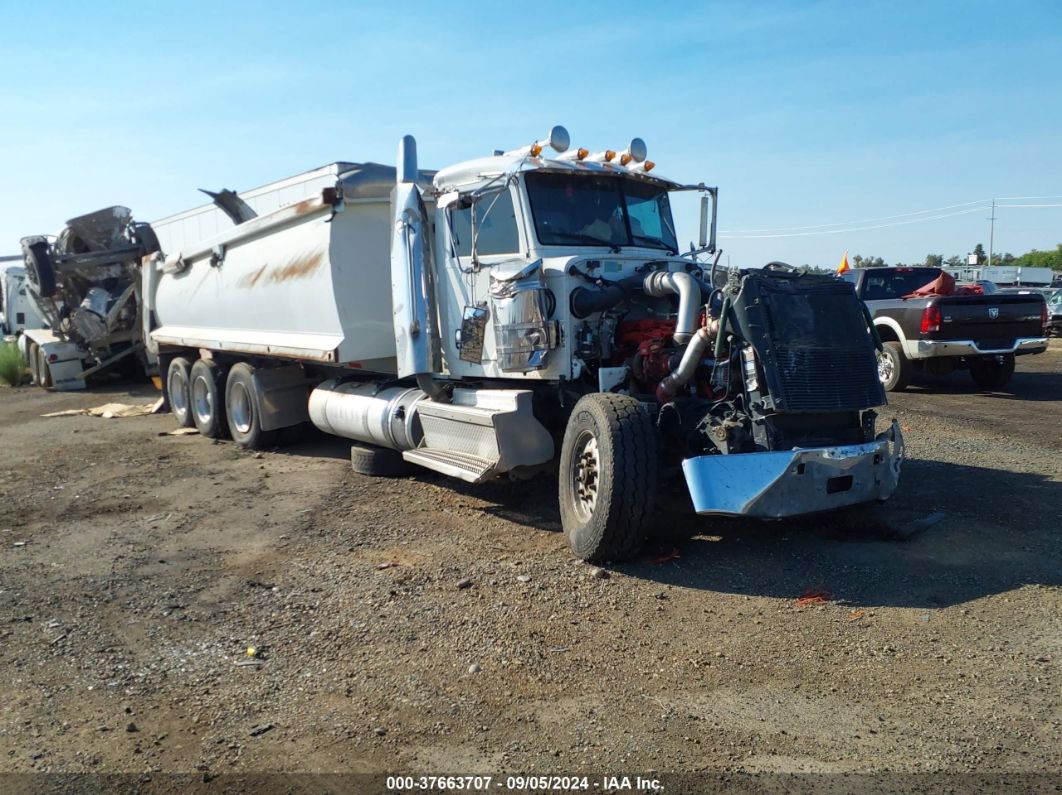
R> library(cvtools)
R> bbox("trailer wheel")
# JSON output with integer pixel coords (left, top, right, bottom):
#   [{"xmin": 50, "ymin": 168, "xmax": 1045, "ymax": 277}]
[
  {"xmin": 166, "ymin": 357, "xmax": 194, "ymax": 427},
  {"xmin": 559, "ymin": 393, "xmax": 658, "ymax": 562},
  {"xmin": 225, "ymin": 363, "xmax": 277, "ymax": 449},
  {"xmin": 877, "ymin": 342, "xmax": 911, "ymax": 392},
  {"xmin": 969, "ymin": 354, "xmax": 1015, "ymax": 391},
  {"xmin": 190, "ymin": 358, "xmax": 228, "ymax": 438},
  {"xmin": 36, "ymin": 348, "xmax": 53, "ymax": 389},
  {"xmin": 27, "ymin": 342, "xmax": 40, "ymax": 385},
  {"xmin": 350, "ymin": 443, "xmax": 413, "ymax": 477}
]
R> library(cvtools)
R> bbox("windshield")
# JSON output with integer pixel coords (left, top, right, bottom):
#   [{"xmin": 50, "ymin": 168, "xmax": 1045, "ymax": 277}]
[{"xmin": 524, "ymin": 172, "xmax": 678, "ymax": 253}]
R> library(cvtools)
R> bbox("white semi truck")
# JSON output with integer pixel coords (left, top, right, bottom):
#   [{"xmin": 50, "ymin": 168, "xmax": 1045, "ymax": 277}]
[
  {"xmin": 145, "ymin": 128, "xmax": 904, "ymax": 561},
  {"xmin": 1, "ymin": 261, "xmax": 46, "ymax": 337}
]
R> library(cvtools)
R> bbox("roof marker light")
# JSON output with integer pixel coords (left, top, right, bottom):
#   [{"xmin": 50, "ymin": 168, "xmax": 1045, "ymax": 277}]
[
  {"xmin": 505, "ymin": 125, "xmax": 570, "ymax": 158},
  {"xmin": 618, "ymin": 137, "xmax": 648, "ymax": 167},
  {"xmin": 587, "ymin": 150, "xmax": 616, "ymax": 163},
  {"xmin": 558, "ymin": 147, "xmax": 591, "ymax": 161}
]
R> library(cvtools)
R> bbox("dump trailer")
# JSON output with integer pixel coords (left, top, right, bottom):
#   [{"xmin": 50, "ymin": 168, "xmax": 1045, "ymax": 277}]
[
  {"xmin": 146, "ymin": 128, "xmax": 904, "ymax": 561},
  {"xmin": 18, "ymin": 207, "xmax": 160, "ymax": 390}
]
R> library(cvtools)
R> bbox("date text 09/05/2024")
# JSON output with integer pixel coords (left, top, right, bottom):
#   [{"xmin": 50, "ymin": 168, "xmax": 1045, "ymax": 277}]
[{"xmin": 386, "ymin": 775, "xmax": 664, "ymax": 791}]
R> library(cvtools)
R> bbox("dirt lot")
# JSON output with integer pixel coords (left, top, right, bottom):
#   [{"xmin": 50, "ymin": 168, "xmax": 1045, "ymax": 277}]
[{"xmin": 1, "ymin": 347, "xmax": 1059, "ymax": 793}]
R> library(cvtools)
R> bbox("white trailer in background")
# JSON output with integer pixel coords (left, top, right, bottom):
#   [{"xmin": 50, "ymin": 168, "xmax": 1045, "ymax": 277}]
[
  {"xmin": 1, "ymin": 261, "xmax": 46, "ymax": 336},
  {"xmin": 145, "ymin": 128, "xmax": 902, "ymax": 562}
]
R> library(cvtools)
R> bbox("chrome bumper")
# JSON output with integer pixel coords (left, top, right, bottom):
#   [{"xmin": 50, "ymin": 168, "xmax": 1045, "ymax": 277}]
[
  {"xmin": 913, "ymin": 337, "xmax": 1047, "ymax": 358},
  {"xmin": 682, "ymin": 421, "xmax": 905, "ymax": 518}
]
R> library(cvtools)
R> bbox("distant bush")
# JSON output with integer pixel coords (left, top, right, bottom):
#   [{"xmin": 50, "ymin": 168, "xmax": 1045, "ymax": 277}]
[{"xmin": 0, "ymin": 342, "xmax": 25, "ymax": 387}]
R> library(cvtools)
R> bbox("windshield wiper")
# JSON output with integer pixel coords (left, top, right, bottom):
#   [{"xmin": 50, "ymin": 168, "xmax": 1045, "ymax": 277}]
[
  {"xmin": 547, "ymin": 231, "xmax": 622, "ymax": 247},
  {"xmin": 631, "ymin": 234, "xmax": 676, "ymax": 253}
]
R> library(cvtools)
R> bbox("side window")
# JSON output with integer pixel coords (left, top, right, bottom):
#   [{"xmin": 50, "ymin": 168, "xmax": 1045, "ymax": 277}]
[
  {"xmin": 863, "ymin": 277, "xmax": 886, "ymax": 300},
  {"xmin": 449, "ymin": 188, "xmax": 520, "ymax": 257}
]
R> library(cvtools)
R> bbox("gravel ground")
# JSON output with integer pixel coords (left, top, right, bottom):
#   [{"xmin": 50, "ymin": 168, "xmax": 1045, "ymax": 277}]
[{"xmin": 0, "ymin": 346, "xmax": 1058, "ymax": 793}]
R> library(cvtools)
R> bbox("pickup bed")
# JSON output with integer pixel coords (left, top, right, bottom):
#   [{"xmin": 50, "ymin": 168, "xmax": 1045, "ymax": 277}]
[{"xmin": 841, "ymin": 267, "xmax": 1047, "ymax": 391}]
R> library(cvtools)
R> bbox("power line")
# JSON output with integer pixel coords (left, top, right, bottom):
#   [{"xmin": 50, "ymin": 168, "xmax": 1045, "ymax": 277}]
[
  {"xmin": 719, "ymin": 193, "xmax": 1062, "ymax": 235},
  {"xmin": 720, "ymin": 207, "xmax": 988, "ymax": 239}
]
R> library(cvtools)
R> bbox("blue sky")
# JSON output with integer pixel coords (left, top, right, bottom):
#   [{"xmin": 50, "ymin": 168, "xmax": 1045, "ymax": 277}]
[{"xmin": 1, "ymin": 1, "xmax": 1060, "ymax": 267}]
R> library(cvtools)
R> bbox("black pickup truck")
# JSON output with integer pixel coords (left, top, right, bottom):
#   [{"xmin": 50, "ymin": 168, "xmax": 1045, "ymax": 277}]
[{"xmin": 840, "ymin": 267, "xmax": 1048, "ymax": 391}]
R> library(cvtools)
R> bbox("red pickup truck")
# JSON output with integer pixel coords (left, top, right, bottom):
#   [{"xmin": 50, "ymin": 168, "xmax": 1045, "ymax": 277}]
[{"xmin": 840, "ymin": 267, "xmax": 1048, "ymax": 391}]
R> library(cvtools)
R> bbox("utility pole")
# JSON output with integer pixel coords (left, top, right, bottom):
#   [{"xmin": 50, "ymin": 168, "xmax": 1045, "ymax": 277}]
[{"xmin": 987, "ymin": 198, "xmax": 996, "ymax": 269}]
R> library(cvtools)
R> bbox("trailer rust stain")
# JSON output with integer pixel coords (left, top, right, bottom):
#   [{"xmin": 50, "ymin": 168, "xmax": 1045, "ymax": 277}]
[
  {"xmin": 238, "ymin": 264, "xmax": 268, "ymax": 289},
  {"xmin": 235, "ymin": 251, "xmax": 323, "ymax": 289},
  {"xmin": 292, "ymin": 198, "xmax": 319, "ymax": 216},
  {"xmin": 267, "ymin": 250, "xmax": 324, "ymax": 284}
]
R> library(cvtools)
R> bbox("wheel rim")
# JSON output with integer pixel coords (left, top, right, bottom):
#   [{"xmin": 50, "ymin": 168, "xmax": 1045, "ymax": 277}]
[
  {"xmin": 192, "ymin": 374, "xmax": 213, "ymax": 425},
  {"xmin": 877, "ymin": 351, "xmax": 894, "ymax": 384},
  {"xmin": 569, "ymin": 430, "xmax": 600, "ymax": 523},
  {"xmin": 230, "ymin": 381, "xmax": 252, "ymax": 434},
  {"xmin": 169, "ymin": 370, "xmax": 188, "ymax": 416}
]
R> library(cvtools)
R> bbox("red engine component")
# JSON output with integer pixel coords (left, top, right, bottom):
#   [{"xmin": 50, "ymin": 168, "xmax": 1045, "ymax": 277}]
[
  {"xmin": 613, "ymin": 319, "xmax": 677, "ymax": 390},
  {"xmin": 613, "ymin": 315, "xmax": 719, "ymax": 399}
]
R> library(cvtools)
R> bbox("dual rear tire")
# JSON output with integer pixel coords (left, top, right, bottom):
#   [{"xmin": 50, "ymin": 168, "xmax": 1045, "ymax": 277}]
[{"xmin": 166, "ymin": 356, "xmax": 276, "ymax": 448}]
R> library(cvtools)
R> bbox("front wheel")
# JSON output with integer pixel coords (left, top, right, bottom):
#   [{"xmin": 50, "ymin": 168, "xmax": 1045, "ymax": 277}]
[
  {"xmin": 559, "ymin": 393, "xmax": 658, "ymax": 562},
  {"xmin": 877, "ymin": 341, "xmax": 911, "ymax": 392},
  {"xmin": 969, "ymin": 354, "xmax": 1015, "ymax": 391}
]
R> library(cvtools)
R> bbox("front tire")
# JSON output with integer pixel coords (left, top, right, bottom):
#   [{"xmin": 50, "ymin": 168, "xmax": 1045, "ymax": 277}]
[
  {"xmin": 970, "ymin": 354, "xmax": 1015, "ymax": 390},
  {"xmin": 877, "ymin": 341, "xmax": 911, "ymax": 392},
  {"xmin": 189, "ymin": 358, "xmax": 228, "ymax": 438},
  {"xmin": 225, "ymin": 362, "xmax": 277, "ymax": 449},
  {"xmin": 23, "ymin": 240, "xmax": 57, "ymax": 299},
  {"xmin": 559, "ymin": 393, "xmax": 658, "ymax": 562}
]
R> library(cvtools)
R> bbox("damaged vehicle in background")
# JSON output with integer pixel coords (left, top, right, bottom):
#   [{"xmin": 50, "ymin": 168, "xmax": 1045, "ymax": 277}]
[{"xmin": 18, "ymin": 207, "xmax": 160, "ymax": 390}]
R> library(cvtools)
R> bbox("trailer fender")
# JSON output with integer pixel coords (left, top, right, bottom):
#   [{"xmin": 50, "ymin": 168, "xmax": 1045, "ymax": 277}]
[{"xmin": 252, "ymin": 364, "xmax": 312, "ymax": 431}]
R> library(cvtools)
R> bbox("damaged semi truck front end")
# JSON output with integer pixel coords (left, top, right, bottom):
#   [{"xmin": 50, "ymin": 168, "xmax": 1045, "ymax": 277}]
[{"xmin": 677, "ymin": 268, "xmax": 905, "ymax": 519}]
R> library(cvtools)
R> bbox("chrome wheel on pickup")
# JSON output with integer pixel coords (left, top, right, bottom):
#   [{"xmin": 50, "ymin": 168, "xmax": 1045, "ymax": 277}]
[{"xmin": 877, "ymin": 342, "xmax": 911, "ymax": 392}]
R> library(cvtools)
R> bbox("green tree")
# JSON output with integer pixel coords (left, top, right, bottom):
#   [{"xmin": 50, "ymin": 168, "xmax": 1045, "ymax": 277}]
[
  {"xmin": 944, "ymin": 255, "xmax": 964, "ymax": 268},
  {"xmin": 924, "ymin": 254, "xmax": 943, "ymax": 268},
  {"xmin": 1013, "ymin": 244, "xmax": 1062, "ymax": 270},
  {"xmin": 973, "ymin": 244, "xmax": 987, "ymax": 265}
]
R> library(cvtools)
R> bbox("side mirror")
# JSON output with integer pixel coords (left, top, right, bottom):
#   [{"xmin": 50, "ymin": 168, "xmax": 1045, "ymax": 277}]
[{"xmin": 698, "ymin": 190, "xmax": 717, "ymax": 253}]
